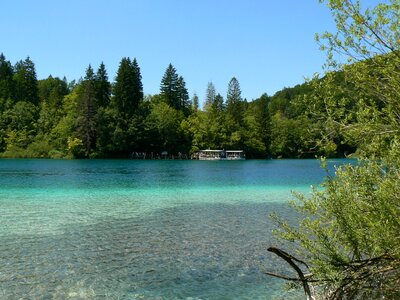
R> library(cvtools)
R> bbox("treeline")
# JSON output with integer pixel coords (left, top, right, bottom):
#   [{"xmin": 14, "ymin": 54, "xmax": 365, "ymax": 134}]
[{"xmin": 0, "ymin": 53, "xmax": 353, "ymax": 159}]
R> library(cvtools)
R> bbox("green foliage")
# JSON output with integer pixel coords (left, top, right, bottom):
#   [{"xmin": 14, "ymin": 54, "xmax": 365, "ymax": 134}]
[
  {"xmin": 204, "ymin": 81, "xmax": 216, "ymax": 108},
  {"xmin": 226, "ymin": 77, "xmax": 244, "ymax": 125},
  {"xmin": 269, "ymin": 83, "xmax": 313, "ymax": 118},
  {"xmin": 186, "ymin": 110, "xmax": 224, "ymax": 153},
  {"xmin": 242, "ymin": 110, "xmax": 266, "ymax": 157},
  {"xmin": 144, "ymin": 102, "xmax": 185, "ymax": 153},
  {"xmin": 95, "ymin": 62, "xmax": 111, "ymax": 108},
  {"xmin": 270, "ymin": 113, "xmax": 300, "ymax": 158},
  {"xmin": 271, "ymin": 0, "xmax": 400, "ymax": 298},
  {"xmin": 13, "ymin": 57, "xmax": 39, "ymax": 105},
  {"xmin": 191, "ymin": 93, "xmax": 199, "ymax": 112},
  {"xmin": 0, "ymin": 51, "xmax": 363, "ymax": 159},
  {"xmin": 75, "ymin": 65, "xmax": 97, "ymax": 157},
  {"xmin": 273, "ymin": 149, "xmax": 400, "ymax": 299},
  {"xmin": 25, "ymin": 138, "xmax": 54, "ymax": 158},
  {"xmin": 253, "ymin": 93, "xmax": 271, "ymax": 154},
  {"xmin": 177, "ymin": 75, "xmax": 190, "ymax": 116},
  {"xmin": 49, "ymin": 89, "xmax": 80, "ymax": 155},
  {"xmin": 112, "ymin": 57, "xmax": 143, "ymax": 120},
  {"xmin": 94, "ymin": 106, "xmax": 115, "ymax": 156},
  {"xmin": 38, "ymin": 76, "xmax": 69, "ymax": 108},
  {"xmin": 0, "ymin": 53, "xmax": 14, "ymax": 103},
  {"xmin": 312, "ymin": 0, "xmax": 400, "ymax": 158},
  {"xmin": 160, "ymin": 64, "xmax": 179, "ymax": 109},
  {"xmin": 204, "ymin": 82, "xmax": 225, "ymax": 116},
  {"xmin": 160, "ymin": 64, "xmax": 191, "ymax": 115},
  {"xmin": 7, "ymin": 101, "xmax": 38, "ymax": 132},
  {"xmin": 37, "ymin": 76, "xmax": 69, "ymax": 136},
  {"xmin": 67, "ymin": 137, "xmax": 85, "ymax": 158}
]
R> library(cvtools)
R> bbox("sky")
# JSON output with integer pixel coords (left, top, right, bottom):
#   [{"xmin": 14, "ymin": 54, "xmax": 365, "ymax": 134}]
[{"xmin": 0, "ymin": 0, "xmax": 380, "ymax": 103}]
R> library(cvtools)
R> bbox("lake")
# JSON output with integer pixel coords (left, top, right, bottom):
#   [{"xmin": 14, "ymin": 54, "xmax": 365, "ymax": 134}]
[{"xmin": 0, "ymin": 159, "xmax": 351, "ymax": 299}]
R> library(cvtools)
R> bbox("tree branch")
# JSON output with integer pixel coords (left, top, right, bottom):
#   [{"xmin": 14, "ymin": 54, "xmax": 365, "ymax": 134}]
[{"xmin": 267, "ymin": 247, "xmax": 315, "ymax": 299}]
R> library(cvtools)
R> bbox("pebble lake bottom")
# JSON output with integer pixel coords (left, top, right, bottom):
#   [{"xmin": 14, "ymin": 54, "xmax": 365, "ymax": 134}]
[{"xmin": 0, "ymin": 159, "xmax": 353, "ymax": 299}]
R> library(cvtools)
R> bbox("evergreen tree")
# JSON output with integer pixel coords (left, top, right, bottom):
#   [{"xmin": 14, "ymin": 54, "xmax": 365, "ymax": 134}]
[
  {"xmin": 84, "ymin": 65, "xmax": 95, "ymax": 82},
  {"xmin": 255, "ymin": 93, "xmax": 271, "ymax": 154},
  {"xmin": 226, "ymin": 77, "xmax": 243, "ymax": 124},
  {"xmin": 177, "ymin": 75, "xmax": 190, "ymax": 115},
  {"xmin": 160, "ymin": 63, "xmax": 179, "ymax": 109},
  {"xmin": 192, "ymin": 93, "xmax": 199, "ymax": 112},
  {"xmin": 205, "ymin": 82, "xmax": 216, "ymax": 109},
  {"xmin": 160, "ymin": 64, "xmax": 190, "ymax": 114},
  {"xmin": 95, "ymin": 62, "xmax": 111, "ymax": 108},
  {"xmin": 215, "ymin": 93, "xmax": 224, "ymax": 113},
  {"xmin": 113, "ymin": 57, "xmax": 143, "ymax": 120},
  {"xmin": 227, "ymin": 77, "xmax": 242, "ymax": 103},
  {"xmin": 131, "ymin": 58, "xmax": 143, "ymax": 111},
  {"xmin": 76, "ymin": 65, "xmax": 97, "ymax": 157},
  {"xmin": 13, "ymin": 57, "xmax": 39, "ymax": 105},
  {"xmin": 113, "ymin": 57, "xmax": 131, "ymax": 118},
  {"xmin": 0, "ymin": 53, "xmax": 14, "ymax": 104}
]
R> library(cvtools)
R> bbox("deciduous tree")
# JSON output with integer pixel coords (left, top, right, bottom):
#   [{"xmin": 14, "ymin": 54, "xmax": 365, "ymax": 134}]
[{"xmin": 269, "ymin": 1, "xmax": 400, "ymax": 298}]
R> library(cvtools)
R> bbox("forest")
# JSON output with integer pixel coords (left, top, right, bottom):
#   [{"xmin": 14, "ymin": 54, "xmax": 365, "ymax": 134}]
[
  {"xmin": 0, "ymin": 53, "xmax": 355, "ymax": 159},
  {"xmin": 1, "ymin": 0, "xmax": 399, "ymax": 298}
]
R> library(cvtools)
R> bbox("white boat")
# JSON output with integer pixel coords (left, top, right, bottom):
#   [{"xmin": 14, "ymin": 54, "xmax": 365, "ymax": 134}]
[{"xmin": 196, "ymin": 149, "xmax": 245, "ymax": 160}]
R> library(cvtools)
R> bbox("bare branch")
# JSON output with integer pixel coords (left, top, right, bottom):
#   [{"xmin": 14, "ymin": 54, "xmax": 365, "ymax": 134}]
[{"xmin": 267, "ymin": 247, "xmax": 314, "ymax": 299}]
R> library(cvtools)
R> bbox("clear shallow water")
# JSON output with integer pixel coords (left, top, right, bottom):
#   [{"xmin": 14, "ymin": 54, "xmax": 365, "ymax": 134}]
[{"xmin": 0, "ymin": 159, "xmax": 352, "ymax": 299}]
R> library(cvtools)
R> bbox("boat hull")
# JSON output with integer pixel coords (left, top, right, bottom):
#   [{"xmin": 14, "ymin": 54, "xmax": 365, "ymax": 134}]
[{"xmin": 198, "ymin": 157, "xmax": 245, "ymax": 161}]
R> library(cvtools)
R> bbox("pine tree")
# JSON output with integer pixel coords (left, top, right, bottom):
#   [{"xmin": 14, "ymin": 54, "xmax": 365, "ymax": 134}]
[
  {"xmin": 227, "ymin": 77, "xmax": 242, "ymax": 106},
  {"xmin": 113, "ymin": 57, "xmax": 132, "ymax": 118},
  {"xmin": 113, "ymin": 57, "xmax": 143, "ymax": 120},
  {"xmin": 0, "ymin": 53, "xmax": 14, "ymax": 103},
  {"xmin": 160, "ymin": 63, "xmax": 179, "ymax": 109},
  {"xmin": 177, "ymin": 75, "xmax": 190, "ymax": 115},
  {"xmin": 95, "ymin": 62, "xmax": 111, "ymax": 108},
  {"xmin": 192, "ymin": 93, "xmax": 199, "ymax": 112},
  {"xmin": 76, "ymin": 65, "xmax": 97, "ymax": 157},
  {"xmin": 205, "ymin": 81, "xmax": 216, "ymax": 109},
  {"xmin": 205, "ymin": 82, "xmax": 224, "ymax": 113},
  {"xmin": 13, "ymin": 57, "xmax": 39, "ymax": 105},
  {"xmin": 131, "ymin": 58, "xmax": 143, "ymax": 111},
  {"xmin": 226, "ymin": 77, "xmax": 243, "ymax": 124},
  {"xmin": 256, "ymin": 93, "xmax": 271, "ymax": 154},
  {"xmin": 215, "ymin": 93, "xmax": 224, "ymax": 113},
  {"xmin": 160, "ymin": 64, "xmax": 190, "ymax": 114}
]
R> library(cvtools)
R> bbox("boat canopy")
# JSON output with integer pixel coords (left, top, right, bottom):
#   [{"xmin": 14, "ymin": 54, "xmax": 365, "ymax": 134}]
[{"xmin": 196, "ymin": 149, "xmax": 245, "ymax": 160}]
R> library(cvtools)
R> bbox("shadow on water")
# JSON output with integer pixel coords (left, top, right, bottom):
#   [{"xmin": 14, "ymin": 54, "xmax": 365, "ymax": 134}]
[{"xmin": 0, "ymin": 202, "xmax": 302, "ymax": 300}]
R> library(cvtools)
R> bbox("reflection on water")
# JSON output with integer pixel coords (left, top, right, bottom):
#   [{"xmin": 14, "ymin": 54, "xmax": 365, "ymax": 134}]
[{"xmin": 0, "ymin": 159, "xmax": 352, "ymax": 299}]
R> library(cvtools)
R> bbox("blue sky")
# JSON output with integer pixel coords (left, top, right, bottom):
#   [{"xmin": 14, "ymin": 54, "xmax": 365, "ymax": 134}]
[{"xmin": 0, "ymin": 0, "xmax": 380, "ymax": 102}]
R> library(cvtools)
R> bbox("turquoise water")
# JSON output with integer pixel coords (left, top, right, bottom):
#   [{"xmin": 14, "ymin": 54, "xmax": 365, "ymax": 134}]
[{"xmin": 0, "ymin": 159, "xmax": 351, "ymax": 299}]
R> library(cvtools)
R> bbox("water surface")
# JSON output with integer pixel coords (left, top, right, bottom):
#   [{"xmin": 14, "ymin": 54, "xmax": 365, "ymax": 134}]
[{"xmin": 0, "ymin": 159, "xmax": 351, "ymax": 299}]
